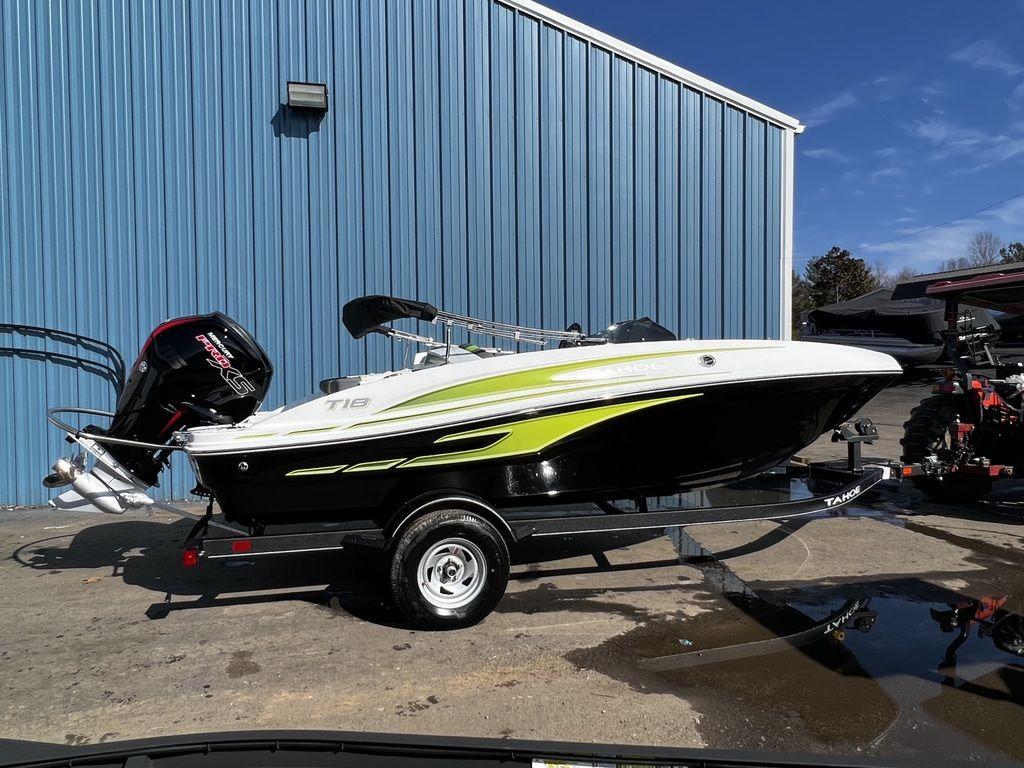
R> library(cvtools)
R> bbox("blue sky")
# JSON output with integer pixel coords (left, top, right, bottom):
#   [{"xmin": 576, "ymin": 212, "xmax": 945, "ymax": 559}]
[{"xmin": 545, "ymin": 0, "xmax": 1024, "ymax": 274}]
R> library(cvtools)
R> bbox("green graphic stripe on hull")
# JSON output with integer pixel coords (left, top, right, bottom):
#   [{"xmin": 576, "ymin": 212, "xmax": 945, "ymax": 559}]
[
  {"xmin": 344, "ymin": 458, "xmax": 405, "ymax": 473},
  {"xmin": 349, "ymin": 377, "xmax": 637, "ymax": 430},
  {"xmin": 285, "ymin": 464, "xmax": 348, "ymax": 477},
  {"xmin": 288, "ymin": 425, "xmax": 340, "ymax": 436},
  {"xmin": 383, "ymin": 348, "xmax": 741, "ymax": 412},
  {"xmin": 237, "ymin": 432, "xmax": 276, "ymax": 441},
  {"xmin": 399, "ymin": 393, "xmax": 701, "ymax": 470},
  {"xmin": 352, "ymin": 370, "xmax": 727, "ymax": 431}
]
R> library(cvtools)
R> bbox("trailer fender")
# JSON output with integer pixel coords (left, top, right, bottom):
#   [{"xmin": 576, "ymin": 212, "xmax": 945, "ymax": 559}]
[{"xmin": 384, "ymin": 494, "xmax": 513, "ymax": 551}]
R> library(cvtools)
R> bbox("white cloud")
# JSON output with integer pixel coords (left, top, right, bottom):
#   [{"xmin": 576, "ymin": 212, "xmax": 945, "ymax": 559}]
[
  {"xmin": 907, "ymin": 116, "xmax": 1024, "ymax": 169},
  {"xmin": 867, "ymin": 166, "xmax": 906, "ymax": 184},
  {"xmin": 1009, "ymin": 82, "xmax": 1024, "ymax": 110},
  {"xmin": 801, "ymin": 147, "xmax": 856, "ymax": 163},
  {"xmin": 803, "ymin": 90, "xmax": 859, "ymax": 128},
  {"xmin": 869, "ymin": 75, "xmax": 907, "ymax": 101},
  {"xmin": 920, "ymin": 80, "xmax": 949, "ymax": 98},
  {"xmin": 909, "ymin": 116, "xmax": 983, "ymax": 145},
  {"xmin": 950, "ymin": 39, "xmax": 1022, "ymax": 77},
  {"xmin": 874, "ymin": 147, "xmax": 900, "ymax": 159},
  {"xmin": 801, "ymin": 73, "xmax": 910, "ymax": 128},
  {"xmin": 861, "ymin": 196, "xmax": 1024, "ymax": 269},
  {"xmin": 833, "ymin": 162, "xmax": 907, "ymax": 191}
]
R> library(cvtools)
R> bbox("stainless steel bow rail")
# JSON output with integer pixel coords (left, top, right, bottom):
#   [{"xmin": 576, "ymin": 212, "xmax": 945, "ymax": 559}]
[{"xmin": 430, "ymin": 308, "xmax": 591, "ymax": 346}]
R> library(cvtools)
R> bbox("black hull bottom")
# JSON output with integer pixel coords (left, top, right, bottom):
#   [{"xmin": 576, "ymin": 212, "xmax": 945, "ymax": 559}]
[{"xmin": 195, "ymin": 374, "xmax": 892, "ymax": 529}]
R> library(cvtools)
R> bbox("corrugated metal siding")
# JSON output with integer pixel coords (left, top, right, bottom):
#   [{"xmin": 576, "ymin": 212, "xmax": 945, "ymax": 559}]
[{"xmin": 0, "ymin": 0, "xmax": 788, "ymax": 505}]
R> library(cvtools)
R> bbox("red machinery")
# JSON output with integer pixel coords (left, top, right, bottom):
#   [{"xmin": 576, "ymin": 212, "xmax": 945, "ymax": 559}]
[{"xmin": 898, "ymin": 271, "xmax": 1024, "ymax": 501}]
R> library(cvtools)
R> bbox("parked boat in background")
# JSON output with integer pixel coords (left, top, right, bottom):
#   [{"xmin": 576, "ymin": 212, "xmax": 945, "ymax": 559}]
[
  {"xmin": 800, "ymin": 288, "xmax": 1000, "ymax": 369},
  {"xmin": 996, "ymin": 312, "xmax": 1024, "ymax": 346}
]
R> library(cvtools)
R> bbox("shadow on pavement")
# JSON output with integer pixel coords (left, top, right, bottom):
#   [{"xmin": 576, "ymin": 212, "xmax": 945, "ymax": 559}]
[
  {"xmin": 11, "ymin": 518, "xmax": 402, "ymax": 626},
  {"xmin": 10, "ymin": 517, "xmax": 669, "ymax": 628}
]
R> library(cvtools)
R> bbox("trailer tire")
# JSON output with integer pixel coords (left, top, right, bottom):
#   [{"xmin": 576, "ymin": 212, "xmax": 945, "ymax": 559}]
[
  {"xmin": 389, "ymin": 508, "xmax": 510, "ymax": 630},
  {"xmin": 900, "ymin": 395, "xmax": 993, "ymax": 502}
]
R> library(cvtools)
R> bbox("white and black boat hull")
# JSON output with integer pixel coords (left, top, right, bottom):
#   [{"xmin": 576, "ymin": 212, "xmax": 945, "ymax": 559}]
[
  {"xmin": 45, "ymin": 311, "xmax": 901, "ymax": 525},
  {"xmin": 193, "ymin": 372, "xmax": 891, "ymax": 529}
]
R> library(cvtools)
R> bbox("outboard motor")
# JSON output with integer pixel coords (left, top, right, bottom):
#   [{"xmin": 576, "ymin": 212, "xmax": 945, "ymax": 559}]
[
  {"xmin": 47, "ymin": 313, "xmax": 272, "ymax": 514},
  {"xmin": 103, "ymin": 313, "xmax": 273, "ymax": 485}
]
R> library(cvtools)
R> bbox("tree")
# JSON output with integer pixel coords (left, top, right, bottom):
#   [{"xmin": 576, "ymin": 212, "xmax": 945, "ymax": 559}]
[
  {"xmin": 937, "ymin": 256, "xmax": 973, "ymax": 273},
  {"xmin": 892, "ymin": 265, "xmax": 919, "ymax": 287},
  {"xmin": 871, "ymin": 261, "xmax": 892, "ymax": 289},
  {"xmin": 803, "ymin": 246, "xmax": 880, "ymax": 308},
  {"xmin": 791, "ymin": 271, "xmax": 815, "ymax": 337},
  {"xmin": 965, "ymin": 231, "xmax": 1003, "ymax": 266},
  {"xmin": 999, "ymin": 241, "xmax": 1024, "ymax": 263},
  {"xmin": 871, "ymin": 262, "xmax": 919, "ymax": 289},
  {"xmin": 938, "ymin": 232, "xmax": 1009, "ymax": 272}
]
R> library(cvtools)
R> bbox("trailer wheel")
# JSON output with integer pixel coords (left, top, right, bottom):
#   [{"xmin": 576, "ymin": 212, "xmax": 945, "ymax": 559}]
[
  {"xmin": 901, "ymin": 395, "xmax": 993, "ymax": 502},
  {"xmin": 389, "ymin": 508, "xmax": 510, "ymax": 630}
]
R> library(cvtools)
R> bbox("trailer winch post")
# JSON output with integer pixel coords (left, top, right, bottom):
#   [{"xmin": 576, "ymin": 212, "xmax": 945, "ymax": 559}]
[{"xmin": 831, "ymin": 419, "xmax": 879, "ymax": 473}]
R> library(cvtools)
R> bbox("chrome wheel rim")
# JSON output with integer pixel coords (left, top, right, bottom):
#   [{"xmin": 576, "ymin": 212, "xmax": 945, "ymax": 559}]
[{"xmin": 416, "ymin": 537, "xmax": 487, "ymax": 611}]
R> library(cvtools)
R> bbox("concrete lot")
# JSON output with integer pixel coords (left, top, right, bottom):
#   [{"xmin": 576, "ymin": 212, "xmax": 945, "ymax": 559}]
[{"xmin": 2, "ymin": 379, "xmax": 1023, "ymax": 763}]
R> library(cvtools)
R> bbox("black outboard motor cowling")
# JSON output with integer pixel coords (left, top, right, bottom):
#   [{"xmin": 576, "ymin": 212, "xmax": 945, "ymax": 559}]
[{"xmin": 105, "ymin": 313, "xmax": 273, "ymax": 485}]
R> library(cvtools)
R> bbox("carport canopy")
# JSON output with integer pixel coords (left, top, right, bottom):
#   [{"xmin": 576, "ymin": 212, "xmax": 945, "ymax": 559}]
[
  {"xmin": 892, "ymin": 261, "xmax": 1024, "ymax": 304},
  {"xmin": 925, "ymin": 272, "xmax": 1024, "ymax": 314}
]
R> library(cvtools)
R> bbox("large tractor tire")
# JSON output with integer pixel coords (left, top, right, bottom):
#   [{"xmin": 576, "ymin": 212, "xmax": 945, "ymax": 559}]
[{"xmin": 900, "ymin": 395, "xmax": 993, "ymax": 503}]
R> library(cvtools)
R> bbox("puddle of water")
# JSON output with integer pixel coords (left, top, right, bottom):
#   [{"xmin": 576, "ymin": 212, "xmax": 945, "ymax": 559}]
[{"xmin": 565, "ymin": 525, "xmax": 1024, "ymax": 764}]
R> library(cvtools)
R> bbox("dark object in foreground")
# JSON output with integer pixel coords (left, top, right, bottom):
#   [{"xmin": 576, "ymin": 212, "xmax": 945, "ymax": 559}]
[{"xmin": 0, "ymin": 729, "xmax": 936, "ymax": 768}]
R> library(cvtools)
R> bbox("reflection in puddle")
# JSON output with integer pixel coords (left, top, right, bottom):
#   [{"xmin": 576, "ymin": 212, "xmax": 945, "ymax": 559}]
[
  {"xmin": 566, "ymin": 520, "xmax": 1024, "ymax": 763},
  {"xmin": 641, "ymin": 597, "xmax": 868, "ymax": 672},
  {"xmin": 480, "ymin": 472, "xmax": 1023, "ymax": 759}
]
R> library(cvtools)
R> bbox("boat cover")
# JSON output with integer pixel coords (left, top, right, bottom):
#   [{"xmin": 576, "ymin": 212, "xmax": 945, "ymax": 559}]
[
  {"xmin": 343, "ymin": 295, "xmax": 438, "ymax": 339},
  {"xmin": 807, "ymin": 289, "xmax": 948, "ymax": 345},
  {"xmin": 998, "ymin": 313, "xmax": 1024, "ymax": 344}
]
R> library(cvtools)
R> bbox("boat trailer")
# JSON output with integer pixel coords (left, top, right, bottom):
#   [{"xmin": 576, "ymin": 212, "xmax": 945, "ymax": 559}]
[
  {"xmin": 47, "ymin": 406, "xmax": 925, "ymax": 628},
  {"xmin": 177, "ymin": 418, "xmax": 904, "ymax": 567}
]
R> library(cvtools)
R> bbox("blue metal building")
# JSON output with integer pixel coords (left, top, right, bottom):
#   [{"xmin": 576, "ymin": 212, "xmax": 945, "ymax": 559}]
[{"xmin": 0, "ymin": 0, "xmax": 802, "ymax": 504}]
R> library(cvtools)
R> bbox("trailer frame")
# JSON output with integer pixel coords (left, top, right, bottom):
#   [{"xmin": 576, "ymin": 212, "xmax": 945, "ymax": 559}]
[{"xmin": 179, "ymin": 419, "xmax": 900, "ymax": 568}]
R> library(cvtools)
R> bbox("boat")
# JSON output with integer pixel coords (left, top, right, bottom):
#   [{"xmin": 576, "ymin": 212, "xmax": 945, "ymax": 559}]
[
  {"xmin": 996, "ymin": 312, "xmax": 1024, "ymax": 346},
  {"xmin": 798, "ymin": 326, "xmax": 945, "ymax": 367},
  {"xmin": 800, "ymin": 288, "xmax": 999, "ymax": 368},
  {"xmin": 44, "ymin": 296, "xmax": 901, "ymax": 530}
]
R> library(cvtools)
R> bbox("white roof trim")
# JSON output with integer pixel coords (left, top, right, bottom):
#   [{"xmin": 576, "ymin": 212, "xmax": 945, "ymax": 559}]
[{"xmin": 502, "ymin": 0, "xmax": 804, "ymax": 133}]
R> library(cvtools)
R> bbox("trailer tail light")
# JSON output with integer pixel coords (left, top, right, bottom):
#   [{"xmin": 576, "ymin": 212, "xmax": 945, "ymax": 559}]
[
  {"xmin": 231, "ymin": 539, "xmax": 253, "ymax": 554},
  {"xmin": 901, "ymin": 465, "xmax": 914, "ymax": 477},
  {"xmin": 182, "ymin": 546, "xmax": 199, "ymax": 567}
]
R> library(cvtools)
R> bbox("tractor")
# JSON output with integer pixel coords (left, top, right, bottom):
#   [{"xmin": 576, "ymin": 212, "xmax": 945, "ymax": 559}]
[{"xmin": 897, "ymin": 270, "xmax": 1024, "ymax": 501}]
